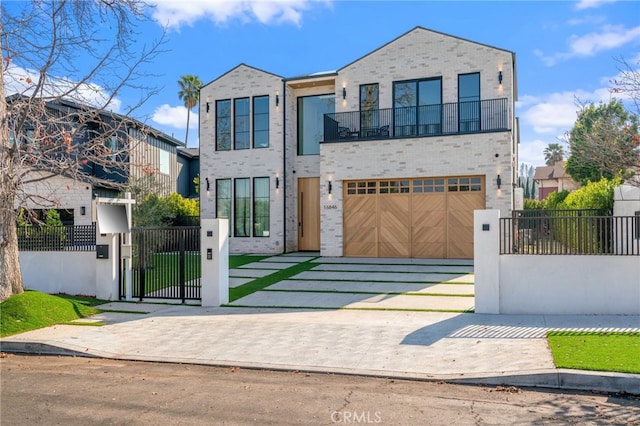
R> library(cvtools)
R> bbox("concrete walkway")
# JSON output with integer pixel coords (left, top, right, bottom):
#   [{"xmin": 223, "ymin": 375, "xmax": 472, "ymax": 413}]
[{"xmin": 2, "ymin": 254, "xmax": 639, "ymax": 394}]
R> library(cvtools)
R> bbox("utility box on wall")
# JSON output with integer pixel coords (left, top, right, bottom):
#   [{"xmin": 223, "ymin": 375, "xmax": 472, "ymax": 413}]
[{"xmin": 96, "ymin": 244, "xmax": 109, "ymax": 259}]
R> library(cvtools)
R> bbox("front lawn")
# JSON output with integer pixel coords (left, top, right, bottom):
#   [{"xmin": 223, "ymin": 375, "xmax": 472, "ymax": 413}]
[
  {"xmin": 547, "ymin": 331, "xmax": 640, "ymax": 374},
  {"xmin": 0, "ymin": 291, "xmax": 106, "ymax": 337}
]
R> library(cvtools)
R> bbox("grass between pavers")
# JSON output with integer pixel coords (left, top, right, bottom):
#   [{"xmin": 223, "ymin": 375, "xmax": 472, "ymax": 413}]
[
  {"xmin": 229, "ymin": 254, "xmax": 271, "ymax": 268},
  {"xmin": 547, "ymin": 331, "xmax": 640, "ymax": 374},
  {"xmin": 261, "ymin": 289, "xmax": 474, "ymax": 297},
  {"xmin": 228, "ymin": 257, "xmax": 320, "ymax": 302},
  {"xmin": 227, "ymin": 305, "xmax": 474, "ymax": 313},
  {"xmin": 0, "ymin": 291, "xmax": 107, "ymax": 337}
]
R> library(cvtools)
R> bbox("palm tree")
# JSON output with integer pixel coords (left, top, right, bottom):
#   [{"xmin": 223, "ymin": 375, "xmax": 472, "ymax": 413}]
[
  {"xmin": 177, "ymin": 75, "xmax": 202, "ymax": 145},
  {"xmin": 543, "ymin": 143, "xmax": 565, "ymax": 166}
]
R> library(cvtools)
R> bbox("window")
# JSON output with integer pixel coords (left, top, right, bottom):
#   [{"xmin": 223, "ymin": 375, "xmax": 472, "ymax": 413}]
[
  {"xmin": 234, "ymin": 178, "xmax": 250, "ymax": 237},
  {"xmin": 159, "ymin": 150, "xmax": 170, "ymax": 175},
  {"xmin": 458, "ymin": 73, "xmax": 480, "ymax": 132},
  {"xmin": 360, "ymin": 84, "xmax": 379, "ymax": 133},
  {"xmin": 216, "ymin": 100, "xmax": 231, "ymax": 151},
  {"xmin": 393, "ymin": 78, "xmax": 442, "ymax": 137},
  {"xmin": 234, "ymin": 98, "xmax": 250, "ymax": 150},
  {"xmin": 216, "ymin": 179, "xmax": 231, "ymax": 235},
  {"xmin": 253, "ymin": 177, "xmax": 270, "ymax": 237},
  {"xmin": 297, "ymin": 94, "xmax": 335, "ymax": 155},
  {"xmin": 253, "ymin": 96, "xmax": 269, "ymax": 148}
]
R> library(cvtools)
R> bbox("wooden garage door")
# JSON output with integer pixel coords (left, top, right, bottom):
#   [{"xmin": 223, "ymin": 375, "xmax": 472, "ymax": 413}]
[{"xmin": 343, "ymin": 176, "xmax": 485, "ymax": 259}]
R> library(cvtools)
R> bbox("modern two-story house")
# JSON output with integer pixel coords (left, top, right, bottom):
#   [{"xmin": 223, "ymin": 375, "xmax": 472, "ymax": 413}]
[{"xmin": 200, "ymin": 26, "xmax": 518, "ymax": 259}]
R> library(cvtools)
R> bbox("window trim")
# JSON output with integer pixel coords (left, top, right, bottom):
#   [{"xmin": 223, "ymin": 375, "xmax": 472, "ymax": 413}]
[{"xmin": 253, "ymin": 95, "xmax": 270, "ymax": 149}]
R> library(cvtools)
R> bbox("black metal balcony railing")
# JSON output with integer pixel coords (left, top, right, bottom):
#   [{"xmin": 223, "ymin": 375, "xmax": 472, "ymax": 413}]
[{"xmin": 323, "ymin": 98, "xmax": 509, "ymax": 143}]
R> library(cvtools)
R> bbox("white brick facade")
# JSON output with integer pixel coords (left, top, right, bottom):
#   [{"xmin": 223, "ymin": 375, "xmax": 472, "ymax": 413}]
[{"xmin": 200, "ymin": 27, "xmax": 518, "ymax": 257}]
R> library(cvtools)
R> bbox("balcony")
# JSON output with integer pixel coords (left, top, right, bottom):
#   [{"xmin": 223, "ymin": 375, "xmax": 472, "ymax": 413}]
[{"xmin": 323, "ymin": 98, "xmax": 509, "ymax": 143}]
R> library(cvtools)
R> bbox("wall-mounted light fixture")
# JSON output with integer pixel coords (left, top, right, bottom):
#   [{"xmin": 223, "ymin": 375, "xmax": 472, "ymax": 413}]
[
  {"xmin": 206, "ymin": 102, "xmax": 210, "ymax": 113},
  {"xmin": 80, "ymin": 206, "xmax": 86, "ymax": 216},
  {"xmin": 342, "ymin": 87, "xmax": 347, "ymax": 100},
  {"xmin": 275, "ymin": 94, "xmax": 279, "ymax": 107},
  {"xmin": 205, "ymin": 177, "xmax": 210, "ymax": 191},
  {"xmin": 328, "ymin": 180, "xmax": 333, "ymax": 194},
  {"xmin": 498, "ymin": 71, "xmax": 503, "ymax": 85},
  {"xmin": 496, "ymin": 174, "xmax": 502, "ymax": 189},
  {"xmin": 276, "ymin": 176, "xmax": 280, "ymax": 189}
]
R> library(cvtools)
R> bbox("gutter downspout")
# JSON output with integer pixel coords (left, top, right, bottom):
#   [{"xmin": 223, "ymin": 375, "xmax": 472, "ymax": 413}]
[{"xmin": 281, "ymin": 79, "xmax": 287, "ymax": 254}]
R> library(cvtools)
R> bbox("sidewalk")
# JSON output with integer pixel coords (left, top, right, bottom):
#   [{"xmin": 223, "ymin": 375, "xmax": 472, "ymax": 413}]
[{"xmin": 2, "ymin": 255, "xmax": 639, "ymax": 394}]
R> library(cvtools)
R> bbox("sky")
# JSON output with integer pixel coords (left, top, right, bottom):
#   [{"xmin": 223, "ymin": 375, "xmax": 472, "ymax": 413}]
[{"xmin": 5, "ymin": 0, "xmax": 640, "ymax": 167}]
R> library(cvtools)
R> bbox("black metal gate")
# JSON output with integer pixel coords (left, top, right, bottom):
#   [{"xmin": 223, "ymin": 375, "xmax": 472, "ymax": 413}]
[{"xmin": 121, "ymin": 226, "xmax": 201, "ymax": 302}]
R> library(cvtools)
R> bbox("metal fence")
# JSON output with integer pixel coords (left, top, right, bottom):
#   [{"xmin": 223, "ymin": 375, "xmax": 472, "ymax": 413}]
[
  {"xmin": 17, "ymin": 224, "xmax": 96, "ymax": 251},
  {"xmin": 126, "ymin": 226, "xmax": 201, "ymax": 302},
  {"xmin": 500, "ymin": 210, "xmax": 639, "ymax": 255}
]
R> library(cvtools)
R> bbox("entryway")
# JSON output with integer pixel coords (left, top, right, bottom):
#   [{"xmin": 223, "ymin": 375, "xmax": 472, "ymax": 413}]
[
  {"xmin": 343, "ymin": 176, "xmax": 485, "ymax": 259},
  {"xmin": 298, "ymin": 177, "xmax": 320, "ymax": 251}
]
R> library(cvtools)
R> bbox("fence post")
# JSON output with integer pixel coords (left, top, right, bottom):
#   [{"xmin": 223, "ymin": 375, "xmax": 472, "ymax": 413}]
[
  {"xmin": 200, "ymin": 219, "xmax": 229, "ymax": 307},
  {"xmin": 474, "ymin": 209, "xmax": 501, "ymax": 314}
]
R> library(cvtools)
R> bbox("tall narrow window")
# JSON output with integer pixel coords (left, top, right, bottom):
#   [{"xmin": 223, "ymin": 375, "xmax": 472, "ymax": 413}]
[
  {"xmin": 216, "ymin": 179, "xmax": 231, "ymax": 236},
  {"xmin": 253, "ymin": 96, "xmax": 269, "ymax": 148},
  {"xmin": 234, "ymin": 98, "xmax": 250, "ymax": 150},
  {"xmin": 234, "ymin": 178, "xmax": 250, "ymax": 237},
  {"xmin": 297, "ymin": 94, "xmax": 335, "ymax": 155},
  {"xmin": 159, "ymin": 150, "xmax": 170, "ymax": 175},
  {"xmin": 418, "ymin": 78, "xmax": 442, "ymax": 135},
  {"xmin": 360, "ymin": 84, "xmax": 379, "ymax": 136},
  {"xmin": 458, "ymin": 73, "xmax": 480, "ymax": 132},
  {"xmin": 253, "ymin": 177, "xmax": 270, "ymax": 237},
  {"xmin": 216, "ymin": 100, "xmax": 231, "ymax": 151}
]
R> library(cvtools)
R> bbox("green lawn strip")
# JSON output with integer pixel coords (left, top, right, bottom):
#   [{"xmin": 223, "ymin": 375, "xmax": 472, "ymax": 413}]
[
  {"xmin": 261, "ymin": 288, "xmax": 474, "ymax": 297},
  {"xmin": 0, "ymin": 291, "xmax": 107, "ymax": 337},
  {"xmin": 547, "ymin": 331, "xmax": 640, "ymax": 374},
  {"xmin": 228, "ymin": 258, "xmax": 320, "ymax": 302},
  {"xmin": 310, "ymin": 269, "xmax": 473, "ymax": 276},
  {"xmin": 226, "ymin": 304, "xmax": 473, "ymax": 313},
  {"xmin": 275, "ymin": 277, "xmax": 474, "ymax": 285},
  {"xmin": 229, "ymin": 254, "xmax": 271, "ymax": 268}
]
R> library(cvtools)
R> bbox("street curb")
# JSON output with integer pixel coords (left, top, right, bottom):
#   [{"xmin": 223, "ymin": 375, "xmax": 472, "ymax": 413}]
[{"xmin": 2, "ymin": 340, "xmax": 638, "ymax": 395}]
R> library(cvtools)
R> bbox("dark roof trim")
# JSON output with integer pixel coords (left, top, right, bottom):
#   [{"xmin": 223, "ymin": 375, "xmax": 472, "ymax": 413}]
[
  {"xmin": 201, "ymin": 63, "xmax": 284, "ymax": 88},
  {"xmin": 284, "ymin": 71, "xmax": 338, "ymax": 82},
  {"xmin": 338, "ymin": 26, "xmax": 515, "ymax": 72}
]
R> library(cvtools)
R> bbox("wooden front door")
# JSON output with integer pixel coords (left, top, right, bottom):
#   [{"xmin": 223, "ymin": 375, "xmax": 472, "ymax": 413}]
[{"xmin": 298, "ymin": 177, "xmax": 320, "ymax": 251}]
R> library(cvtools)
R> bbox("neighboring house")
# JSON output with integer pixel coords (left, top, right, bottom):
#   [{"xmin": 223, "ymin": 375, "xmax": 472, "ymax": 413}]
[
  {"xmin": 13, "ymin": 98, "xmax": 185, "ymax": 225},
  {"xmin": 200, "ymin": 26, "xmax": 518, "ymax": 259},
  {"xmin": 533, "ymin": 161, "xmax": 580, "ymax": 201},
  {"xmin": 177, "ymin": 147, "xmax": 200, "ymax": 199}
]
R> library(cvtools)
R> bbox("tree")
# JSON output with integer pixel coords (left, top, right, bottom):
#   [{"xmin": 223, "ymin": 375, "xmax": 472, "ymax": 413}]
[
  {"xmin": 177, "ymin": 75, "xmax": 202, "ymax": 146},
  {"xmin": 1, "ymin": 1, "xmax": 165, "ymax": 301},
  {"xmin": 543, "ymin": 143, "xmax": 565, "ymax": 166},
  {"xmin": 565, "ymin": 100, "xmax": 639, "ymax": 186}
]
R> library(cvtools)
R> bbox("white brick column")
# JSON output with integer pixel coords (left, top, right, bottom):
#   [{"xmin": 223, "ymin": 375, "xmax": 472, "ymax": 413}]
[
  {"xmin": 474, "ymin": 209, "xmax": 501, "ymax": 314},
  {"xmin": 201, "ymin": 219, "xmax": 229, "ymax": 307}
]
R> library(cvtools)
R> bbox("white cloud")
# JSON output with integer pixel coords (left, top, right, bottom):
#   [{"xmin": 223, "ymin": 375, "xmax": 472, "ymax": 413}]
[
  {"xmin": 149, "ymin": 0, "xmax": 328, "ymax": 29},
  {"xmin": 535, "ymin": 24, "xmax": 640, "ymax": 66},
  {"xmin": 152, "ymin": 104, "xmax": 198, "ymax": 129},
  {"xmin": 4, "ymin": 63, "xmax": 122, "ymax": 113},
  {"xmin": 575, "ymin": 0, "xmax": 618, "ymax": 10},
  {"xmin": 518, "ymin": 139, "xmax": 564, "ymax": 168}
]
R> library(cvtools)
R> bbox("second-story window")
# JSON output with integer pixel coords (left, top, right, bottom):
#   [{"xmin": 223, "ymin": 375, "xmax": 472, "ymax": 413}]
[
  {"xmin": 393, "ymin": 78, "xmax": 442, "ymax": 137},
  {"xmin": 297, "ymin": 94, "xmax": 335, "ymax": 155},
  {"xmin": 253, "ymin": 96, "xmax": 269, "ymax": 148},
  {"xmin": 360, "ymin": 84, "xmax": 379, "ymax": 134},
  {"xmin": 458, "ymin": 73, "xmax": 480, "ymax": 132},
  {"xmin": 216, "ymin": 100, "xmax": 231, "ymax": 151},
  {"xmin": 234, "ymin": 98, "xmax": 250, "ymax": 150}
]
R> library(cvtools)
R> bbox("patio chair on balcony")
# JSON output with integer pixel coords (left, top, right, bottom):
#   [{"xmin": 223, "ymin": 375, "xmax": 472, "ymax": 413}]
[{"xmin": 338, "ymin": 126, "xmax": 352, "ymax": 139}]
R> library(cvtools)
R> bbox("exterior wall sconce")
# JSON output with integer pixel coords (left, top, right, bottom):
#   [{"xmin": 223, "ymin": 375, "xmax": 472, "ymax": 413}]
[
  {"xmin": 205, "ymin": 177, "xmax": 210, "ymax": 191},
  {"xmin": 342, "ymin": 87, "xmax": 346, "ymax": 100},
  {"xmin": 275, "ymin": 94, "xmax": 279, "ymax": 107},
  {"xmin": 328, "ymin": 180, "xmax": 333, "ymax": 194},
  {"xmin": 206, "ymin": 102, "xmax": 210, "ymax": 113},
  {"xmin": 496, "ymin": 174, "xmax": 502, "ymax": 189},
  {"xmin": 276, "ymin": 176, "xmax": 280, "ymax": 189},
  {"xmin": 80, "ymin": 206, "xmax": 86, "ymax": 215},
  {"xmin": 498, "ymin": 71, "xmax": 503, "ymax": 85}
]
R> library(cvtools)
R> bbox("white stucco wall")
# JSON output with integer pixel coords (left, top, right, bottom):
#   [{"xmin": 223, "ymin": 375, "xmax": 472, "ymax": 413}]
[
  {"xmin": 475, "ymin": 209, "xmax": 640, "ymax": 315},
  {"xmin": 499, "ymin": 255, "xmax": 640, "ymax": 315},
  {"xmin": 19, "ymin": 251, "xmax": 97, "ymax": 296}
]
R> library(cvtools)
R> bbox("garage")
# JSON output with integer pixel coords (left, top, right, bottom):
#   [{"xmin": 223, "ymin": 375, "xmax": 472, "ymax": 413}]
[{"xmin": 343, "ymin": 176, "xmax": 485, "ymax": 259}]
